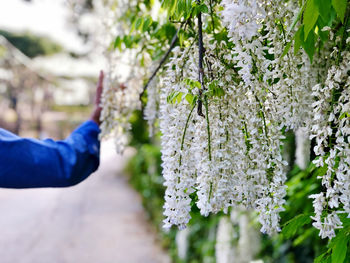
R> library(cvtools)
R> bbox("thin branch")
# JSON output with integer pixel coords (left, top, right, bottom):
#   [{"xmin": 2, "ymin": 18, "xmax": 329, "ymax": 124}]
[
  {"xmin": 204, "ymin": 95, "xmax": 212, "ymax": 161},
  {"xmin": 179, "ymin": 102, "xmax": 196, "ymax": 166},
  {"xmin": 197, "ymin": 6, "xmax": 205, "ymax": 117},
  {"xmin": 139, "ymin": 26, "xmax": 181, "ymax": 100},
  {"xmin": 196, "ymin": 2, "xmax": 212, "ymax": 161}
]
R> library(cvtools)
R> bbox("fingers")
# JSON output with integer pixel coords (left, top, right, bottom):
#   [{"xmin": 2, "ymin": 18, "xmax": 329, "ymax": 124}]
[
  {"xmin": 96, "ymin": 70, "xmax": 104, "ymax": 106},
  {"xmin": 97, "ymin": 70, "xmax": 104, "ymax": 91}
]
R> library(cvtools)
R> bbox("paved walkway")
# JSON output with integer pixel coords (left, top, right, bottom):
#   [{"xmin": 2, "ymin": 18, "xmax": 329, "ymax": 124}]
[{"xmin": 0, "ymin": 141, "xmax": 170, "ymax": 263}]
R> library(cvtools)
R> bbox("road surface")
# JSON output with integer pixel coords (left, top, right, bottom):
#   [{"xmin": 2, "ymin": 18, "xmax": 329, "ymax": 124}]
[{"xmin": 0, "ymin": 141, "xmax": 170, "ymax": 263}]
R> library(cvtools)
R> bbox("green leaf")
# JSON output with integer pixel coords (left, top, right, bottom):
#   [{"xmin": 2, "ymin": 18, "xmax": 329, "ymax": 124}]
[
  {"xmin": 294, "ymin": 26, "xmax": 304, "ymax": 55},
  {"xmin": 314, "ymin": 252, "xmax": 331, "ymax": 263},
  {"xmin": 174, "ymin": 0, "xmax": 185, "ymax": 19},
  {"xmin": 185, "ymin": 94, "xmax": 197, "ymax": 106},
  {"xmin": 199, "ymin": 4, "xmax": 209, "ymax": 14},
  {"xmin": 313, "ymin": 163, "xmax": 328, "ymax": 178},
  {"xmin": 114, "ymin": 36, "xmax": 122, "ymax": 50},
  {"xmin": 282, "ymin": 214, "xmax": 311, "ymax": 238},
  {"xmin": 142, "ymin": 17, "xmax": 152, "ymax": 32},
  {"xmin": 332, "ymin": 0, "xmax": 347, "ymax": 23},
  {"xmin": 317, "ymin": 17, "xmax": 330, "ymax": 41},
  {"xmin": 339, "ymin": 213, "xmax": 350, "ymax": 227},
  {"xmin": 302, "ymin": 30, "xmax": 316, "ymax": 63},
  {"xmin": 135, "ymin": 17, "xmax": 144, "ymax": 31},
  {"xmin": 331, "ymin": 236, "xmax": 348, "ymax": 263},
  {"xmin": 184, "ymin": 0, "xmax": 193, "ymax": 19},
  {"xmin": 178, "ymin": 29, "xmax": 185, "ymax": 46},
  {"xmin": 170, "ymin": 0, "xmax": 178, "ymax": 15},
  {"xmin": 288, "ymin": 1, "xmax": 307, "ymax": 35},
  {"xmin": 207, "ymin": 80, "xmax": 225, "ymax": 97},
  {"xmin": 339, "ymin": 112, "xmax": 349, "ymax": 120},
  {"xmin": 184, "ymin": 78, "xmax": 201, "ymax": 89},
  {"xmin": 161, "ymin": 0, "xmax": 177, "ymax": 15},
  {"xmin": 293, "ymin": 228, "xmax": 315, "ymax": 246},
  {"xmin": 303, "ymin": 0, "xmax": 319, "ymax": 41},
  {"xmin": 167, "ymin": 91, "xmax": 184, "ymax": 104},
  {"xmin": 315, "ymin": 0, "xmax": 332, "ymax": 23},
  {"xmin": 281, "ymin": 41, "xmax": 292, "ymax": 58}
]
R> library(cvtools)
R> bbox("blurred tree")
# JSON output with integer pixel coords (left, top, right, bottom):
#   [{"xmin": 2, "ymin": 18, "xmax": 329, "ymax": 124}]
[
  {"xmin": 0, "ymin": 29, "xmax": 63, "ymax": 58},
  {"xmin": 0, "ymin": 35, "xmax": 56, "ymax": 136}
]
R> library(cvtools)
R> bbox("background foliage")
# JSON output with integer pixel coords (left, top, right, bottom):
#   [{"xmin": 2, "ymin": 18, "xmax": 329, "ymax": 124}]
[{"xmin": 0, "ymin": 29, "xmax": 62, "ymax": 58}]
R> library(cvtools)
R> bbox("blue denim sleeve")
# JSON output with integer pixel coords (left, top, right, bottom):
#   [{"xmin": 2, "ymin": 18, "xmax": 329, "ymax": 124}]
[{"xmin": 0, "ymin": 120, "xmax": 100, "ymax": 188}]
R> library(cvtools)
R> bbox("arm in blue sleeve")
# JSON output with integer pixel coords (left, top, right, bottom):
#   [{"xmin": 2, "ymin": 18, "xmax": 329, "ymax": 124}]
[{"xmin": 0, "ymin": 120, "xmax": 100, "ymax": 188}]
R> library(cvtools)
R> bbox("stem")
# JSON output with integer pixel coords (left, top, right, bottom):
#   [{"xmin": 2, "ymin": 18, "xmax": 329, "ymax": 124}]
[
  {"xmin": 330, "ymin": 7, "xmax": 349, "ymax": 147},
  {"xmin": 209, "ymin": 0, "xmax": 216, "ymax": 34},
  {"xmin": 179, "ymin": 102, "xmax": 196, "ymax": 166},
  {"xmin": 180, "ymin": 39, "xmax": 196, "ymax": 79},
  {"xmin": 197, "ymin": 4, "xmax": 205, "ymax": 117},
  {"xmin": 255, "ymin": 95, "xmax": 269, "ymax": 145},
  {"xmin": 336, "ymin": 6, "xmax": 350, "ymax": 65},
  {"xmin": 196, "ymin": 2, "xmax": 211, "ymax": 160},
  {"xmin": 140, "ymin": 26, "xmax": 181, "ymax": 100},
  {"xmin": 204, "ymin": 95, "xmax": 212, "ymax": 161}
]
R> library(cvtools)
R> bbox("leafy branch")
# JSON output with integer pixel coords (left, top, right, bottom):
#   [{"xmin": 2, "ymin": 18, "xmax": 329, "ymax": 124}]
[{"xmin": 139, "ymin": 26, "xmax": 181, "ymax": 100}]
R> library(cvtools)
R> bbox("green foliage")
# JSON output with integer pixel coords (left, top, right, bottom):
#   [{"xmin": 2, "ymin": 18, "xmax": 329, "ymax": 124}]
[
  {"xmin": 282, "ymin": 214, "xmax": 312, "ymax": 239},
  {"xmin": 281, "ymin": 41, "xmax": 292, "ymax": 58},
  {"xmin": 292, "ymin": 0, "xmax": 349, "ymax": 62},
  {"xmin": 206, "ymin": 80, "xmax": 224, "ymax": 97},
  {"xmin": 332, "ymin": 0, "xmax": 348, "ymax": 23},
  {"xmin": 0, "ymin": 29, "xmax": 63, "ymax": 58},
  {"xmin": 303, "ymin": 0, "xmax": 319, "ymax": 41},
  {"xmin": 128, "ymin": 110, "xmax": 151, "ymax": 147},
  {"xmin": 184, "ymin": 78, "xmax": 201, "ymax": 90},
  {"xmin": 166, "ymin": 78, "xmax": 202, "ymax": 105},
  {"xmin": 167, "ymin": 91, "xmax": 185, "ymax": 104},
  {"xmin": 166, "ymin": 79, "xmax": 223, "ymax": 106},
  {"xmin": 161, "ymin": 0, "xmax": 207, "ymax": 21},
  {"xmin": 317, "ymin": 0, "xmax": 332, "ymax": 23},
  {"xmin": 331, "ymin": 236, "xmax": 348, "ymax": 263},
  {"xmin": 258, "ymin": 161, "xmax": 323, "ymax": 263},
  {"xmin": 313, "ymin": 215, "xmax": 350, "ymax": 263},
  {"xmin": 125, "ymin": 112, "xmax": 174, "ymax": 246}
]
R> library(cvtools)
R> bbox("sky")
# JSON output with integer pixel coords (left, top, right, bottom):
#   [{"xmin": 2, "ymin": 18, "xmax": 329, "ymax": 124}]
[{"xmin": 0, "ymin": 0, "xmax": 87, "ymax": 52}]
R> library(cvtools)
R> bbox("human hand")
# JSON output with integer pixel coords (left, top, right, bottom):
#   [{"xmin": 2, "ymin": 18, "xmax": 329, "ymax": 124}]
[{"xmin": 90, "ymin": 70, "xmax": 104, "ymax": 126}]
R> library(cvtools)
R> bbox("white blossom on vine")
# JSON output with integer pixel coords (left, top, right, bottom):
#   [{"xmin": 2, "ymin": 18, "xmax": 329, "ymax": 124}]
[
  {"xmin": 310, "ymin": 47, "xmax": 350, "ymax": 239},
  {"xmin": 144, "ymin": 71, "xmax": 159, "ymax": 137},
  {"xmin": 96, "ymin": 0, "xmax": 142, "ymax": 153},
  {"xmin": 95, "ymin": 0, "xmax": 350, "ymax": 240}
]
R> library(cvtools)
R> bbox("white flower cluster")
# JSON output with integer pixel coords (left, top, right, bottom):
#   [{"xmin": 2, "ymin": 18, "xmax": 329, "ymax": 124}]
[
  {"xmin": 144, "ymin": 66, "xmax": 160, "ymax": 137},
  {"xmin": 95, "ymin": 0, "xmax": 349, "ymax": 240},
  {"xmin": 310, "ymin": 48, "xmax": 350, "ymax": 239},
  {"xmin": 100, "ymin": 71, "xmax": 141, "ymax": 153},
  {"xmin": 161, "ymin": 45, "xmax": 197, "ymax": 229},
  {"xmin": 96, "ymin": 0, "xmax": 142, "ymax": 153},
  {"xmin": 161, "ymin": 0, "xmax": 333, "ymax": 235},
  {"xmin": 161, "ymin": 34, "xmax": 289, "ymax": 234},
  {"xmin": 221, "ymin": 0, "xmax": 264, "ymax": 41}
]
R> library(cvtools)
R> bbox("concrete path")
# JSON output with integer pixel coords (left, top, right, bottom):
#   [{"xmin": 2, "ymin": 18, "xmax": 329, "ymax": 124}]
[{"xmin": 0, "ymin": 141, "xmax": 170, "ymax": 263}]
